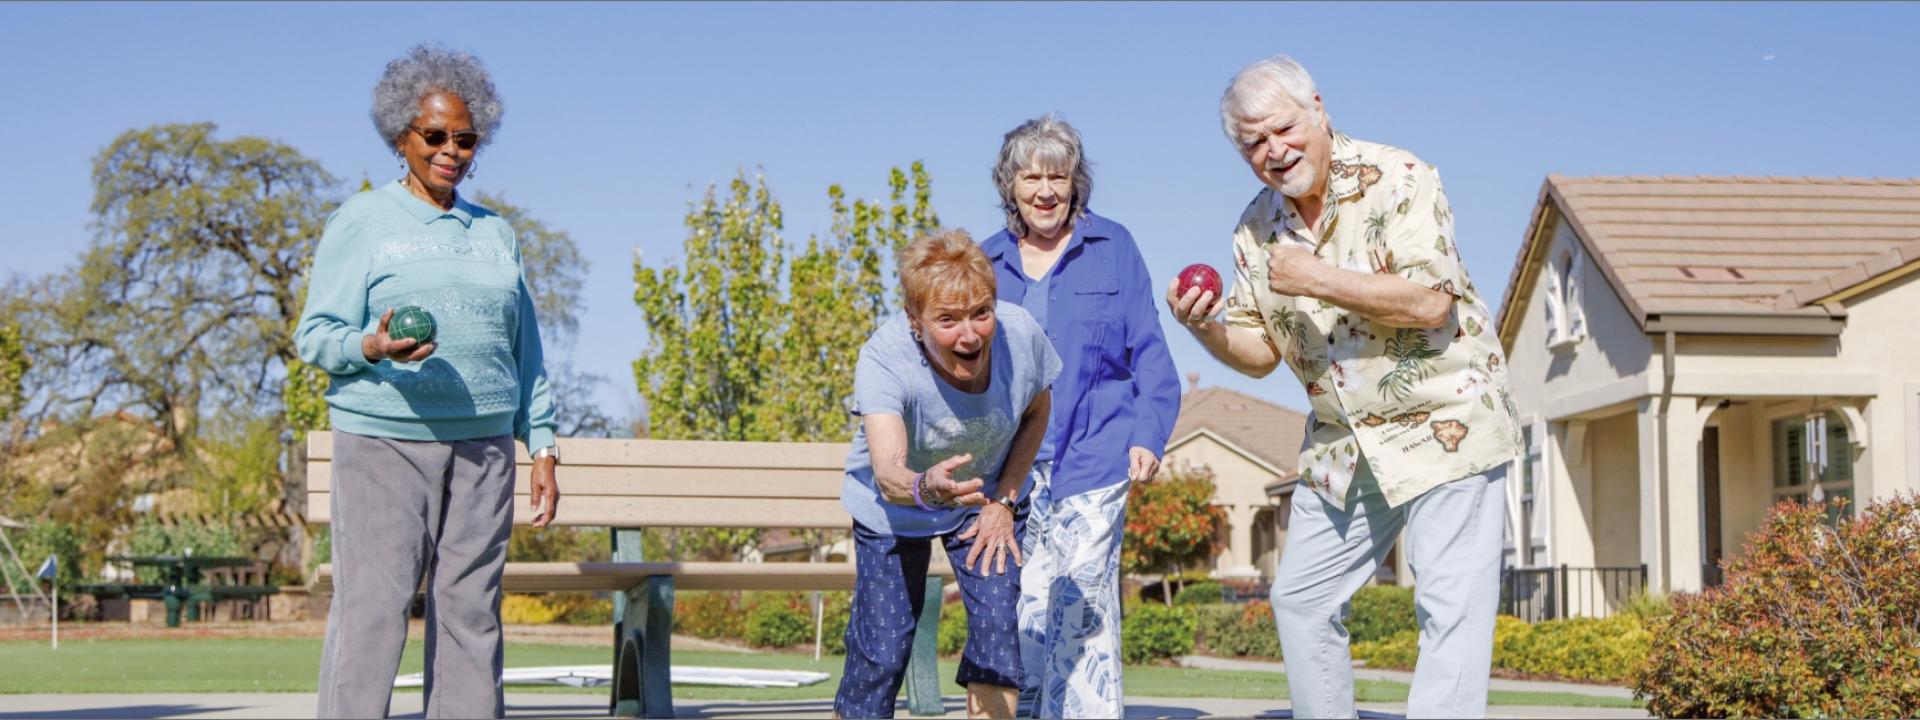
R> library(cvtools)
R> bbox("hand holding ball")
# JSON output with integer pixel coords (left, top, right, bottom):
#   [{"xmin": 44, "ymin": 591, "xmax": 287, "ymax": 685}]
[
  {"xmin": 1167, "ymin": 263, "xmax": 1226, "ymax": 330},
  {"xmin": 363, "ymin": 306, "xmax": 438, "ymax": 363},
  {"xmin": 1177, "ymin": 263, "xmax": 1223, "ymax": 299},
  {"xmin": 389, "ymin": 306, "xmax": 436, "ymax": 344}
]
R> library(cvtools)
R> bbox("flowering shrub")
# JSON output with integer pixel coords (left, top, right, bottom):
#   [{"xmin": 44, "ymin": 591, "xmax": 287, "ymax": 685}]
[
  {"xmin": 1632, "ymin": 496, "xmax": 1920, "ymax": 719},
  {"xmin": 1195, "ymin": 600, "xmax": 1281, "ymax": 659},
  {"xmin": 1123, "ymin": 463, "xmax": 1226, "ymax": 598},
  {"xmin": 675, "ymin": 590, "xmax": 746, "ymax": 639},
  {"xmin": 501, "ymin": 593, "xmax": 562, "ymax": 624}
]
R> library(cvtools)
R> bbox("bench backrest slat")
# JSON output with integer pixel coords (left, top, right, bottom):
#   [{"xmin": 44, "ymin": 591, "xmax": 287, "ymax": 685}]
[{"xmin": 306, "ymin": 431, "xmax": 858, "ymax": 530}]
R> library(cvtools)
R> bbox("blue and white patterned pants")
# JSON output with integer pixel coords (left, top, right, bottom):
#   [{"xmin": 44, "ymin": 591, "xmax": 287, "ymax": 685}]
[
  {"xmin": 835, "ymin": 508, "xmax": 1027, "ymax": 719},
  {"xmin": 1017, "ymin": 465, "xmax": 1131, "ymax": 719}
]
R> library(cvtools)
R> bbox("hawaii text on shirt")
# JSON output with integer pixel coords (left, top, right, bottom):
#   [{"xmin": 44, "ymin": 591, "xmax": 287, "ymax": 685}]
[{"xmin": 1223, "ymin": 130, "xmax": 1522, "ymax": 510}]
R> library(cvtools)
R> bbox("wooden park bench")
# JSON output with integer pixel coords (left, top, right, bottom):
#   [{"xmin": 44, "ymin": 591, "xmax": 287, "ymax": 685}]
[{"xmin": 307, "ymin": 431, "xmax": 954, "ymax": 718}]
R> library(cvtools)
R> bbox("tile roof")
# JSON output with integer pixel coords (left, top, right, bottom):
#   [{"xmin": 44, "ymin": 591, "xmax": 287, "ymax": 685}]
[
  {"xmin": 1498, "ymin": 175, "xmax": 1920, "ymax": 332},
  {"xmin": 1170, "ymin": 386, "xmax": 1307, "ymax": 476}
]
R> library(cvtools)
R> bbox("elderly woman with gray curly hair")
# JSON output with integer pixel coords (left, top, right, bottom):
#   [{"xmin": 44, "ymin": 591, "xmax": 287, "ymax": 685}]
[
  {"xmin": 296, "ymin": 43, "xmax": 559, "ymax": 719},
  {"xmin": 982, "ymin": 114, "xmax": 1182, "ymax": 719}
]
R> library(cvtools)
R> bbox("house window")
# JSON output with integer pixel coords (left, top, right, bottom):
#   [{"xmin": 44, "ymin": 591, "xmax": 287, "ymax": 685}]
[
  {"xmin": 1771, "ymin": 411, "xmax": 1854, "ymax": 523},
  {"xmin": 1544, "ymin": 244, "xmax": 1587, "ymax": 350}
]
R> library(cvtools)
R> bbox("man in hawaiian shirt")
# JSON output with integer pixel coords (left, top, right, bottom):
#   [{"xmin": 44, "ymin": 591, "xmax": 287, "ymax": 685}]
[{"xmin": 1167, "ymin": 55, "xmax": 1522, "ymax": 718}]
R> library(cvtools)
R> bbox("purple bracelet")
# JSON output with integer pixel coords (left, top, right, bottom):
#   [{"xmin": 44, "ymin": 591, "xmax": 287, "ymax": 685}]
[{"xmin": 912, "ymin": 472, "xmax": 935, "ymax": 511}]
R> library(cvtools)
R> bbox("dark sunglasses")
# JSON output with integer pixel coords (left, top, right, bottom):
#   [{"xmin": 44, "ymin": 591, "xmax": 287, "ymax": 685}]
[{"xmin": 407, "ymin": 125, "xmax": 481, "ymax": 150}]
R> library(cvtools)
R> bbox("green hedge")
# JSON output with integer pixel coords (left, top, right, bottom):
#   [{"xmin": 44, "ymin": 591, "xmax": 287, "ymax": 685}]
[
  {"xmin": 937, "ymin": 600, "xmax": 968, "ymax": 656},
  {"xmin": 1173, "ymin": 581, "xmax": 1223, "ymax": 605},
  {"xmin": 674, "ymin": 590, "xmax": 848, "ymax": 649},
  {"xmin": 1353, "ymin": 613, "xmax": 1648, "ymax": 684},
  {"xmin": 1347, "ymin": 584, "xmax": 1416, "ymax": 644},
  {"xmin": 1122, "ymin": 604, "xmax": 1197, "ymax": 663},
  {"xmin": 744, "ymin": 600, "xmax": 812, "ymax": 648}
]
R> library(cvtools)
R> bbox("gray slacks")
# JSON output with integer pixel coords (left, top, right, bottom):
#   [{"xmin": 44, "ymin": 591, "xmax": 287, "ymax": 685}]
[
  {"xmin": 317, "ymin": 431, "xmax": 516, "ymax": 719},
  {"xmin": 1270, "ymin": 460, "xmax": 1508, "ymax": 719}
]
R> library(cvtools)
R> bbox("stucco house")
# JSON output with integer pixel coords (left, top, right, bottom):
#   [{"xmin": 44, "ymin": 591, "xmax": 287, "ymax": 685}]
[
  {"xmin": 1160, "ymin": 378, "xmax": 1307, "ymax": 581},
  {"xmin": 1497, "ymin": 175, "xmax": 1920, "ymax": 611}
]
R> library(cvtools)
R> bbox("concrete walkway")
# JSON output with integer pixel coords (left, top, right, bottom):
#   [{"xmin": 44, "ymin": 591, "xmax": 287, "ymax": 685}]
[
  {"xmin": 0, "ymin": 692, "xmax": 1651, "ymax": 719},
  {"xmin": 1177, "ymin": 655, "xmax": 1639, "ymax": 700}
]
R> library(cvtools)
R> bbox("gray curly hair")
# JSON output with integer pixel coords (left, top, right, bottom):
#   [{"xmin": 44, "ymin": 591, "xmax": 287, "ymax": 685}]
[
  {"xmin": 992, "ymin": 113, "xmax": 1093, "ymax": 239},
  {"xmin": 370, "ymin": 43, "xmax": 504, "ymax": 152}
]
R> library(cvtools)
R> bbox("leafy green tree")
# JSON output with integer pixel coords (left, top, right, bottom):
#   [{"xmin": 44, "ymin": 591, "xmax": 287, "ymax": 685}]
[
  {"xmin": 4, "ymin": 123, "xmax": 334, "ymax": 562},
  {"xmin": 632, "ymin": 164, "xmax": 938, "ymax": 560},
  {"xmin": 12, "ymin": 123, "xmax": 332, "ymax": 452},
  {"xmin": 0, "ymin": 323, "xmax": 26, "ymax": 423},
  {"xmin": 634, "ymin": 172, "xmax": 787, "ymax": 444},
  {"xmin": 1123, "ymin": 462, "xmax": 1227, "ymax": 605}
]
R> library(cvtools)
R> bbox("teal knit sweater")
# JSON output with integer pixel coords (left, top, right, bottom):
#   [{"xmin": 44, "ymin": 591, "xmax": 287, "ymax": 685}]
[{"xmin": 294, "ymin": 181, "xmax": 556, "ymax": 452}]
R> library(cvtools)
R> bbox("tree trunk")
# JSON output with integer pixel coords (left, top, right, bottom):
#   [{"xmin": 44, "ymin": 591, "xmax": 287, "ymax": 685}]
[{"xmin": 282, "ymin": 439, "xmax": 309, "ymax": 584}]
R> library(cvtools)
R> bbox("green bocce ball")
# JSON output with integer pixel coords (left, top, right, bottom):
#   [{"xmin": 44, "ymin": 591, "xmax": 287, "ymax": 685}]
[{"xmin": 389, "ymin": 306, "xmax": 436, "ymax": 344}]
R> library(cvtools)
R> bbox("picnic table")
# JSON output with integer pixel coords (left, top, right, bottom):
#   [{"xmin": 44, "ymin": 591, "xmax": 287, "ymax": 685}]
[{"xmin": 78, "ymin": 555, "xmax": 278, "ymax": 627}]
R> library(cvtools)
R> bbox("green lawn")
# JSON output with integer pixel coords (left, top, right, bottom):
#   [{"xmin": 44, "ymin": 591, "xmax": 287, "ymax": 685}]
[{"xmin": 0, "ymin": 639, "xmax": 1639, "ymax": 708}]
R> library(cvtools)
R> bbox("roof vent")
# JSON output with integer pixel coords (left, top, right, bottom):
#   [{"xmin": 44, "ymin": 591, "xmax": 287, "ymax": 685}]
[{"xmin": 1678, "ymin": 267, "xmax": 1747, "ymax": 282}]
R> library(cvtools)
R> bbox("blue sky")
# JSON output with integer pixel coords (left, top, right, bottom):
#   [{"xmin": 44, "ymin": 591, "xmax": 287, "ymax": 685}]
[{"xmin": 3, "ymin": 2, "xmax": 1916, "ymax": 424}]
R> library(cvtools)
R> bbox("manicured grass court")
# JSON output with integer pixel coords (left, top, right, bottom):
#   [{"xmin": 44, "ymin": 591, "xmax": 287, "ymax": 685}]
[{"xmin": 0, "ymin": 639, "xmax": 1639, "ymax": 708}]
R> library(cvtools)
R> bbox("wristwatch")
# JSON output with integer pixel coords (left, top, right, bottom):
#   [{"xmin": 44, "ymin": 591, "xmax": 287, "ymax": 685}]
[
  {"xmin": 995, "ymin": 495, "xmax": 1017, "ymax": 513},
  {"xmin": 533, "ymin": 446, "xmax": 561, "ymax": 463}
]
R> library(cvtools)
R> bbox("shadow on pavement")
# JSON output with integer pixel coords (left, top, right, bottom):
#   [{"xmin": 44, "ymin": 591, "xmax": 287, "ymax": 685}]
[
  {"xmin": 0, "ymin": 705, "xmax": 243, "ymax": 720},
  {"xmin": 393, "ymin": 704, "xmax": 615, "ymax": 720},
  {"xmin": 677, "ymin": 698, "xmax": 969, "ymax": 719},
  {"xmin": 1124, "ymin": 704, "xmax": 1213, "ymax": 718},
  {"xmin": 1251, "ymin": 710, "xmax": 1404, "ymax": 719},
  {"xmin": 675, "ymin": 699, "xmax": 838, "ymax": 718}
]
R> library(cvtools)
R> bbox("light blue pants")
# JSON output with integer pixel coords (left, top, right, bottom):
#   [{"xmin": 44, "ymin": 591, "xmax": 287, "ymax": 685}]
[{"xmin": 1270, "ymin": 461, "xmax": 1508, "ymax": 719}]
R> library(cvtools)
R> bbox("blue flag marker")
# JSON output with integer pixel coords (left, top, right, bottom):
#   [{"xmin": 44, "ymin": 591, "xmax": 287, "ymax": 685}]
[{"xmin": 36, "ymin": 554, "xmax": 56, "ymax": 580}]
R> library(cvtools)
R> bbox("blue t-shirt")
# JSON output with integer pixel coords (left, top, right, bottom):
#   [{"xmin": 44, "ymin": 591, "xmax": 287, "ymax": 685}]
[
  {"xmin": 1020, "ymin": 269, "xmax": 1056, "ymax": 464},
  {"xmin": 841, "ymin": 301, "xmax": 1062, "ymax": 537}
]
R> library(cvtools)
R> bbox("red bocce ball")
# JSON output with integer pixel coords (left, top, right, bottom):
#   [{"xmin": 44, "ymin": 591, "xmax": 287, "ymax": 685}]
[{"xmin": 1177, "ymin": 263, "xmax": 1223, "ymax": 299}]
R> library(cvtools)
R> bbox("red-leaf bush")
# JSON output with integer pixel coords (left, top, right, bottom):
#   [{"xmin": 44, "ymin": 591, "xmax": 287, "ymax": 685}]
[{"xmin": 1632, "ymin": 496, "xmax": 1920, "ymax": 718}]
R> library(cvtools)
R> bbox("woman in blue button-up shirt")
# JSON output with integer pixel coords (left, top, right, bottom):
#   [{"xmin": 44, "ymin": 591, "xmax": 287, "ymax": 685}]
[{"xmin": 982, "ymin": 114, "xmax": 1182, "ymax": 718}]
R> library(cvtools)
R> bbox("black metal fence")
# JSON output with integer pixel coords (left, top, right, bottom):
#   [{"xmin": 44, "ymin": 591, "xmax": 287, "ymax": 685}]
[
  {"xmin": 1219, "ymin": 580, "xmax": 1272, "ymax": 604},
  {"xmin": 1500, "ymin": 564, "xmax": 1647, "ymax": 622}
]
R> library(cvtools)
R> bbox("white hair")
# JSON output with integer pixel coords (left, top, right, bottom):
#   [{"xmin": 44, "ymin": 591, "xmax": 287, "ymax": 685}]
[
  {"xmin": 1219, "ymin": 54, "xmax": 1326, "ymax": 146},
  {"xmin": 370, "ymin": 43, "xmax": 504, "ymax": 152}
]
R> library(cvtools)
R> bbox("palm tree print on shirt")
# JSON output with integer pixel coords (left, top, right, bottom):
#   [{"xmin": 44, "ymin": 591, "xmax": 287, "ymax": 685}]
[{"xmin": 1377, "ymin": 328, "xmax": 1441, "ymax": 402}]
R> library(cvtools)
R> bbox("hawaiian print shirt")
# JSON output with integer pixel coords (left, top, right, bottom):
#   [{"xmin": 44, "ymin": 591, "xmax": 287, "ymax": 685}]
[{"xmin": 1223, "ymin": 130, "xmax": 1522, "ymax": 510}]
